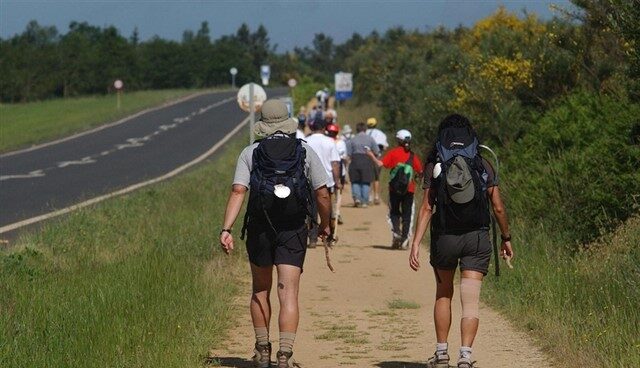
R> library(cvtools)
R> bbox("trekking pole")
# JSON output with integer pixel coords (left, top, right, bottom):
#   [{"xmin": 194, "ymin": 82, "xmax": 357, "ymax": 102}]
[{"xmin": 323, "ymin": 236, "xmax": 336, "ymax": 273}]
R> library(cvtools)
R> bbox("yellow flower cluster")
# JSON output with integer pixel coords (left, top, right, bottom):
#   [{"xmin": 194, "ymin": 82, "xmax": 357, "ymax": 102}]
[
  {"xmin": 471, "ymin": 6, "xmax": 545, "ymax": 42},
  {"xmin": 476, "ymin": 54, "xmax": 534, "ymax": 91}
]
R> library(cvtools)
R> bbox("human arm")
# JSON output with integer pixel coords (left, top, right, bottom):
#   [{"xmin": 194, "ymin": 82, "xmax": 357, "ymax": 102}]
[
  {"xmin": 487, "ymin": 186, "xmax": 514, "ymax": 259},
  {"xmin": 409, "ymin": 187, "xmax": 435, "ymax": 271},
  {"xmin": 315, "ymin": 186, "xmax": 332, "ymax": 238},
  {"xmin": 366, "ymin": 149, "xmax": 384, "ymax": 167},
  {"xmin": 331, "ymin": 161, "xmax": 342, "ymax": 190},
  {"xmin": 219, "ymin": 184, "xmax": 248, "ymax": 254}
]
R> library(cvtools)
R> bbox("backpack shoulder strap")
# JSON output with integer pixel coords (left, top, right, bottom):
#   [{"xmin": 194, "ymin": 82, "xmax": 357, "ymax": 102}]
[{"xmin": 405, "ymin": 151, "xmax": 414, "ymax": 165}]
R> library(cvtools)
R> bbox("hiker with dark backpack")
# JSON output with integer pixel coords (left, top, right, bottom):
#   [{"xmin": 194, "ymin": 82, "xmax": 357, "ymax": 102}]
[
  {"xmin": 219, "ymin": 100, "xmax": 332, "ymax": 368},
  {"xmin": 368, "ymin": 129, "xmax": 423, "ymax": 249},
  {"xmin": 409, "ymin": 114, "xmax": 514, "ymax": 368}
]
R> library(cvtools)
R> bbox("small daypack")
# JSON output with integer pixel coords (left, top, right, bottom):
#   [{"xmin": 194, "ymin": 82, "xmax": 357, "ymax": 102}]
[
  {"xmin": 241, "ymin": 134, "xmax": 314, "ymax": 238},
  {"xmin": 432, "ymin": 125, "xmax": 490, "ymax": 233},
  {"xmin": 389, "ymin": 152, "xmax": 415, "ymax": 195}
]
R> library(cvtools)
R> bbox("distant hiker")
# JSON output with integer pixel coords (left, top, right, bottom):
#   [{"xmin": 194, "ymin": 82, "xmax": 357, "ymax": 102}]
[
  {"xmin": 342, "ymin": 124, "xmax": 354, "ymax": 141},
  {"xmin": 325, "ymin": 107, "xmax": 338, "ymax": 123},
  {"xmin": 315, "ymin": 88, "xmax": 329, "ymax": 110},
  {"xmin": 219, "ymin": 99, "xmax": 332, "ymax": 368},
  {"xmin": 305, "ymin": 116, "xmax": 342, "ymax": 247},
  {"xmin": 368, "ymin": 129, "xmax": 423, "ymax": 249},
  {"xmin": 346, "ymin": 122, "xmax": 379, "ymax": 207},
  {"xmin": 326, "ymin": 122, "xmax": 348, "ymax": 225},
  {"xmin": 296, "ymin": 113, "xmax": 307, "ymax": 139},
  {"xmin": 409, "ymin": 114, "xmax": 514, "ymax": 368},
  {"xmin": 366, "ymin": 117, "xmax": 389, "ymax": 205}
]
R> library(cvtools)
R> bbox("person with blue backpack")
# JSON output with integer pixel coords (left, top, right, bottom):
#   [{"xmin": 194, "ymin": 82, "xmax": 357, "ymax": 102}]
[
  {"xmin": 409, "ymin": 114, "xmax": 514, "ymax": 368},
  {"xmin": 219, "ymin": 99, "xmax": 332, "ymax": 368},
  {"xmin": 368, "ymin": 129, "xmax": 423, "ymax": 249}
]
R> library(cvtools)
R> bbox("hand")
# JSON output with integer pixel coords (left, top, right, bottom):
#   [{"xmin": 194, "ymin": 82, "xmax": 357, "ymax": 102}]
[
  {"xmin": 501, "ymin": 240, "xmax": 513, "ymax": 260},
  {"xmin": 335, "ymin": 182, "xmax": 343, "ymax": 190},
  {"xmin": 219, "ymin": 231, "xmax": 234, "ymax": 255},
  {"xmin": 409, "ymin": 243, "xmax": 421, "ymax": 271},
  {"xmin": 318, "ymin": 222, "xmax": 331, "ymax": 242}
]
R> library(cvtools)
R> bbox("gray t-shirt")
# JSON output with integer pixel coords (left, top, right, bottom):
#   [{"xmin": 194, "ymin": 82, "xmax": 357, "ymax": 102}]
[
  {"xmin": 233, "ymin": 141, "xmax": 330, "ymax": 190},
  {"xmin": 347, "ymin": 132, "xmax": 380, "ymax": 156}
]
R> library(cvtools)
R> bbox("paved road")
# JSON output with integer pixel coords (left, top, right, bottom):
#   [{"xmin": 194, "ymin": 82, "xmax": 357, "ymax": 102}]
[{"xmin": 0, "ymin": 88, "xmax": 286, "ymax": 235}]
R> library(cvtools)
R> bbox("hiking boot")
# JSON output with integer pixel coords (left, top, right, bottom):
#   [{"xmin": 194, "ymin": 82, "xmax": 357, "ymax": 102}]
[
  {"xmin": 337, "ymin": 215, "xmax": 344, "ymax": 225},
  {"xmin": 427, "ymin": 350, "xmax": 450, "ymax": 368},
  {"xmin": 391, "ymin": 232, "xmax": 402, "ymax": 249},
  {"xmin": 354, "ymin": 199, "xmax": 361, "ymax": 207},
  {"xmin": 374, "ymin": 198, "xmax": 381, "ymax": 205},
  {"xmin": 457, "ymin": 357, "xmax": 476, "ymax": 368},
  {"xmin": 252, "ymin": 342, "xmax": 271, "ymax": 368},
  {"xmin": 307, "ymin": 242, "xmax": 317, "ymax": 249},
  {"xmin": 276, "ymin": 350, "xmax": 299, "ymax": 368},
  {"xmin": 361, "ymin": 202, "xmax": 369, "ymax": 208}
]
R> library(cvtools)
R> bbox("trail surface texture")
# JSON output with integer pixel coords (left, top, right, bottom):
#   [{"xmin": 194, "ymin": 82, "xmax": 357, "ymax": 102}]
[{"xmin": 212, "ymin": 186, "xmax": 550, "ymax": 367}]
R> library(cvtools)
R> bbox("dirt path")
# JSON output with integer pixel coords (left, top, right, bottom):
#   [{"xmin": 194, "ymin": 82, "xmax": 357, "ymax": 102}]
[{"xmin": 210, "ymin": 186, "xmax": 550, "ymax": 367}]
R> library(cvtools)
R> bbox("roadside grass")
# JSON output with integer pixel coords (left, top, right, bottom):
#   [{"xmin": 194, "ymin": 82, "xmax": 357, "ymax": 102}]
[
  {"xmin": 387, "ymin": 299, "xmax": 420, "ymax": 310},
  {"xmin": 0, "ymin": 136, "xmax": 246, "ymax": 367},
  {"xmin": 483, "ymin": 215, "xmax": 640, "ymax": 367},
  {"xmin": 335, "ymin": 101, "xmax": 382, "ymax": 128},
  {"xmin": 0, "ymin": 89, "xmax": 213, "ymax": 153}
]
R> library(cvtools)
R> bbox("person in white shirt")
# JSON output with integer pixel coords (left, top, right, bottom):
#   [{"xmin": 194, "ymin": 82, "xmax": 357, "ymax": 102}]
[
  {"xmin": 326, "ymin": 122, "xmax": 349, "ymax": 225},
  {"xmin": 366, "ymin": 117, "xmax": 389, "ymax": 205},
  {"xmin": 305, "ymin": 117, "xmax": 342, "ymax": 247}
]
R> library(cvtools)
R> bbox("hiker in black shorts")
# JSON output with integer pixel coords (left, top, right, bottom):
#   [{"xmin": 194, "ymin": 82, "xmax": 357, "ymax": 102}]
[
  {"xmin": 409, "ymin": 114, "xmax": 514, "ymax": 368},
  {"xmin": 219, "ymin": 100, "xmax": 332, "ymax": 368}
]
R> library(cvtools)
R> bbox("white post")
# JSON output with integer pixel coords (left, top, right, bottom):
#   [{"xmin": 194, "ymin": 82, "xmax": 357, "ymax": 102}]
[{"xmin": 249, "ymin": 83, "xmax": 255, "ymax": 144}]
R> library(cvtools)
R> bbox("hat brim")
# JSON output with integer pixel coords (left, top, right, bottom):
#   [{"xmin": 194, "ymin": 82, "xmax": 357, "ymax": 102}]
[
  {"xmin": 448, "ymin": 184, "xmax": 475, "ymax": 204},
  {"xmin": 253, "ymin": 117, "xmax": 298, "ymax": 137}
]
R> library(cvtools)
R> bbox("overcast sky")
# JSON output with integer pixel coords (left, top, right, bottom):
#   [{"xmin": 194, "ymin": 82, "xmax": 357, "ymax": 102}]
[{"xmin": 1, "ymin": 0, "xmax": 572, "ymax": 50}]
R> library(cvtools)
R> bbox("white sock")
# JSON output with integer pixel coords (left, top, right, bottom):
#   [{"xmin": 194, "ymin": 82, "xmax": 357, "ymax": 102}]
[
  {"xmin": 436, "ymin": 342, "xmax": 448, "ymax": 352},
  {"xmin": 460, "ymin": 346, "xmax": 473, "ymax": 360}
]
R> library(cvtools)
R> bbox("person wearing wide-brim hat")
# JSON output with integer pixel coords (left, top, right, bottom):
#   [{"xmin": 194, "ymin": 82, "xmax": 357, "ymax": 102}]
[{"xmin": 220, "ymin": 99, "xmax": 332, "ymax": 367}]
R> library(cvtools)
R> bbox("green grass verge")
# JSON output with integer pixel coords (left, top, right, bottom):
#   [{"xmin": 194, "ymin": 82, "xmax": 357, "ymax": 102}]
[
  {"xmin": 0, "ymin": 135, "xmax": 246, "ymax": 367},
  {"xmin": 0, "ymin": 89, "xmax": 214, "ymax": 153},
  {"xmin": 482, "ymin": 215, "xmax": 640, "ymax": 367}
]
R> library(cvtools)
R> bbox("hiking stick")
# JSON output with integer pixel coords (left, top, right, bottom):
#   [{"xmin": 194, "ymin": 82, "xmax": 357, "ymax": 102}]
[
  {"xmin": 332, "ymin": 189, "xmax": 342, "ymax": 242},
  {"xmin": 323, "ymin": 238, "xmax": 335, "ymax": 272}
]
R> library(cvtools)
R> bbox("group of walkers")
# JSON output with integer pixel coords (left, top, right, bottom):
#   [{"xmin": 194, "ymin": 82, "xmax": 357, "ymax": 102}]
[{"xmin": 219, "ymin": 99, "xmax": 514, "ymax": 368}]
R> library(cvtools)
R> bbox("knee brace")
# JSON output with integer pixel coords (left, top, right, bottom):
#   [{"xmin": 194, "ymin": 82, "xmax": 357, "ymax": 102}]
[{"xmin": 460, "ymin": 278, "xmax": 482, "ymax": 319}]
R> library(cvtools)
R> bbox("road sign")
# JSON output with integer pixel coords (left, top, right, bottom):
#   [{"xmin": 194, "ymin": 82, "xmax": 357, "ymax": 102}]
[
  {"xmin": 334, "ymin": 72, "xmax": 353, "ymax": 101},
  {"xmin": 287, "ymin": 78, "xmax": 297, "ymax": 88},
  {"xmin": 260, "ymin": 65, "xmax": 271, "ymax": 86},
  {"xmin": 114, "ymin": 79, "xmax": 124, "ymax": 90},
  {"xmin": 237, "ymin": 83, "xmax": 267, "ymax": 112},
  {"xmin": 229, "ymin": 67, "xmax": 238, "ymax": 75}
]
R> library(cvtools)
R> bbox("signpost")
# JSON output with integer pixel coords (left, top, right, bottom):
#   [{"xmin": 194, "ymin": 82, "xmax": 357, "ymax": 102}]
[
  {"xmin": 113, "ymin": 79, "xmax": 124, "ymax": 110},
  {"xmin": 229, "ymin": 67, "xmax": 238, "ymax": 89},
  {"xmin": 260, "ymin": 65, "xmax": 271, "ymax": 86},
  {"xmin": 237, "ymin": 83, "xmax": 267, "ymax": 144},
  {"xmin": 334, "ymin": 72, "xmax": 353, "ymax": 104}
]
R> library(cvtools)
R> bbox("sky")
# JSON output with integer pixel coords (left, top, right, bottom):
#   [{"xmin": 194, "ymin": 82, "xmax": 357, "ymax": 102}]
[{"xmin": 1, "ymin": 0, "xmax": 573, "ymax": 51}]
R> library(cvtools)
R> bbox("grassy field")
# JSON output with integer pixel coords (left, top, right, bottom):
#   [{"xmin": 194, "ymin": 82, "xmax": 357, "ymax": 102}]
[
  {"xmin": 0, "ymin": 136, "xmax": 246, "ymax": 367},
  {"xmin": 483, "ymin": 215, "xmax": 640, "ymax": 367},
  {"xmin": 0, "ymin": 89, "xmax": 212, "ymax": 153}
]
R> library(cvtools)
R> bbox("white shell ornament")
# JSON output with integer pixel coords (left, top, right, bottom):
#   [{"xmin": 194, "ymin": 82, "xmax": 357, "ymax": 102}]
[
  {"xmin": 433, "ymin": 163, "xmax": 442, "ymax": 178},
  {"xmin": 274, "ymin": 184, "xmax": 291, "ymax": 199}
]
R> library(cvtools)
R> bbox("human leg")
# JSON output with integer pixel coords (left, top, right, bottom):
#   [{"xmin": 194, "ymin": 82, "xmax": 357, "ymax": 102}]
[
  {"xmin": 276, "ymin": 264, "xmax": 302, "ymax": 367},
  {"xmin": 428, "ymin": 268, "xmax": 455, "ymax": 367},
  {"xmin": 361, "ymin": 183, "xmax": 371, "ymax": 206},
  {"xmin": 388, "ymin": 191, "xmax": 402, "ymax": 247},
  {"xmin": 400, "ymin": 193, "xmax": 414, "ymax": 248},
  {"xmin": 250, "ymin": 263, "xmax": 274, "ymax": 367},
  {"xmin": 460, "ymin": 270, "xmax": 483, "ymax": 347}
]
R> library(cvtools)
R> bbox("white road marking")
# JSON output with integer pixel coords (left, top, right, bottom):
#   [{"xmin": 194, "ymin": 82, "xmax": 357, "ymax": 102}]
[
  {"xmin": 0, "ymin": 117, "xmax": 250, "ymax": 234},
  {"xmin": 0, "ymin": 91, "xmax": 217, "ymax": 158},
  {"xmin": 0, "ymin": 170, "xmax": 46, "ymax": 181},
  {"xmin": 57, "ymin": 156, "xmax": 96, "ymax": 168}
]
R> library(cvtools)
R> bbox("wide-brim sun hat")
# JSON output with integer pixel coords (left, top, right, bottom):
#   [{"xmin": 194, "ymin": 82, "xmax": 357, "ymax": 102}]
[
  {"xmin": 253, "ymin": 99, "xmax": 298, "ymax": 138},
  {"xmin": 343, "ymin": 124, "xmax": 352, "ymax": 134}
]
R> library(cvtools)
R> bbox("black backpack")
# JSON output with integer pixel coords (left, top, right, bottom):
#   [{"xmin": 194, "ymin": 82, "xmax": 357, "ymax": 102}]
[
  {"xmin": 388, "ymin": 152, "xmax": 415, "ymax": 195},
  {"xmin": 241, "ymin": 134, "xmax": 314, "ymax": 238},
  {"xmin": 432, "ymin": 125, "xmax": 490, "ymax": 233}
]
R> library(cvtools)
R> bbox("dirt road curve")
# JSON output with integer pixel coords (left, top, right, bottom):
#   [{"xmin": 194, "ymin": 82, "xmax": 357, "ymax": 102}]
[{"xmin": 211, "ymin": 186, "xmax": 550, "ymax": 367}]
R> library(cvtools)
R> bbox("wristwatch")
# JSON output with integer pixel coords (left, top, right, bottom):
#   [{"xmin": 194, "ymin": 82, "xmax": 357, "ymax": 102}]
[
  {"xmin": 220, "ymin": 228, "xmax": 232, "ymax": 235},
  {"xmin": 500, "ymin": 234, "xmax": 512, "ymax": 242}
]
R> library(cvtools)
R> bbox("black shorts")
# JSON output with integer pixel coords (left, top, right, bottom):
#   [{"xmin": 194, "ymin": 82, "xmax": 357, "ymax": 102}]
[
  {"xmin": 429, "ymin": 230, "xmax": 492, "ymax": 275},
  {"xmin": 246, "ymin": 220, "xmax": 308, "ymax": 270},
  {"xmin": 373, "ymin": 164, "xmax": 381, "ymax": 180}
]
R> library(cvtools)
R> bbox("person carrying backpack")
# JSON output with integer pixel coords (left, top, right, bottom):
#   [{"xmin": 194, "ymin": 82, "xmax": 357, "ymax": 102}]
[
  {"xmin": 409, "ymin": 114, "xmax": 514, "ymax": 368},
  {"xmin": 368, "ymin": 129, "xmax": 423, "ymax": 249},
  {"xmin": 366, "ymin": 117, "xmax": 389, "ymax": 205},
  {"xmin": 219, "ymin": 99, "xmax": 332, "ymax": 368}
]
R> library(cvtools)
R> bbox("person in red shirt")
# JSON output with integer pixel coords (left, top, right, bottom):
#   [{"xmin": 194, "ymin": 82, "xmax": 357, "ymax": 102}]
[{"xmin": 368, "ymin": 129, "xmax": 423, "ymax": 249}]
